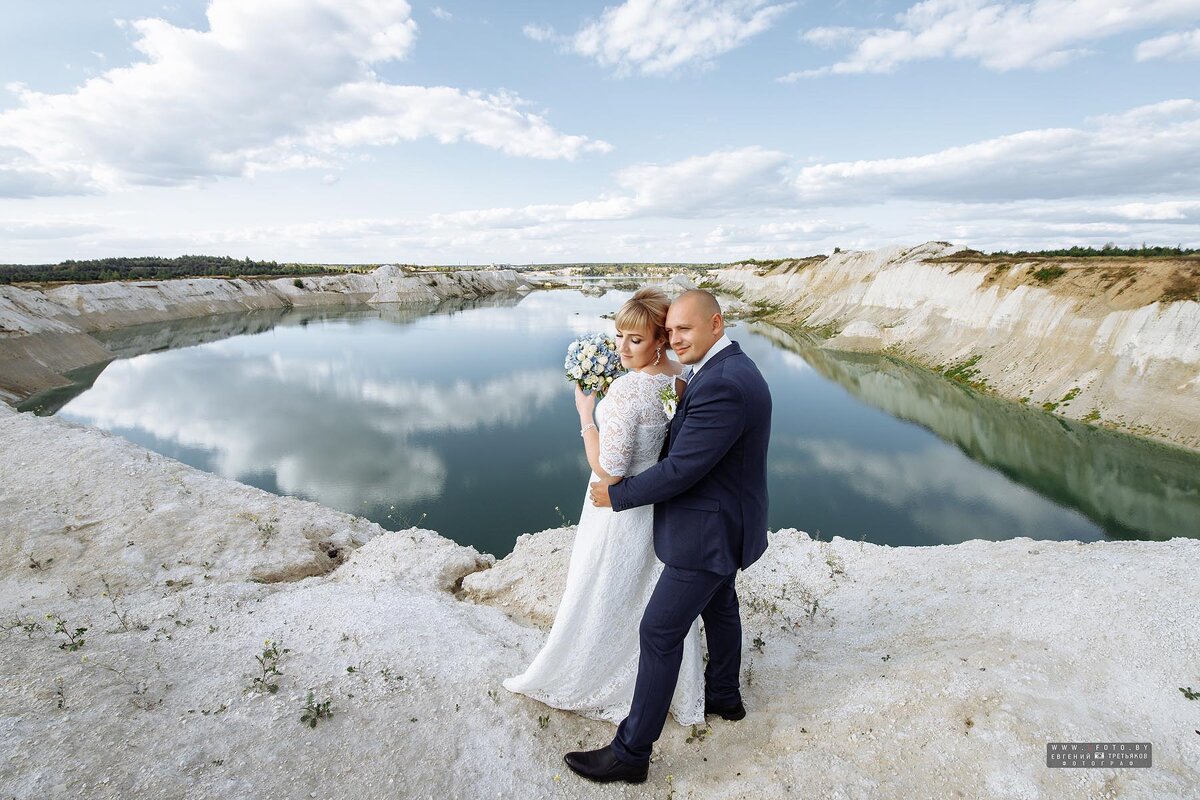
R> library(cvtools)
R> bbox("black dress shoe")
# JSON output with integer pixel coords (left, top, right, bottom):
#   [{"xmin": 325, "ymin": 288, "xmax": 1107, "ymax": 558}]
[
  {"xmin": 704, "ymin": 698, "xmax": 746, "ymax": 721},
  {"xmin": 563, "ymin": 745, "xmax": 649, "ymax": 784}
]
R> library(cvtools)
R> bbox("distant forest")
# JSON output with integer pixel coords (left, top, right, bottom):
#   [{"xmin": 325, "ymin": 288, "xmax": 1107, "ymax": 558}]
[
  {"xmin": 0, "ymin": 255, "xmax": 343, "ymax": 285},
  {"xmin": 974, "ymin": 244, "xmax": 1199, "ymax": 259}
]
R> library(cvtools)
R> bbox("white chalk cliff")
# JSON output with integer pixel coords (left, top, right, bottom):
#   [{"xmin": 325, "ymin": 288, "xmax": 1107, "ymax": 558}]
[
  {"xmin": 714, "ymin": 242, "xmax": 1200, "ymax": 452},
  {"xmin": 0, "ymin": 266, "xmax": 528, "ymax": 404}
]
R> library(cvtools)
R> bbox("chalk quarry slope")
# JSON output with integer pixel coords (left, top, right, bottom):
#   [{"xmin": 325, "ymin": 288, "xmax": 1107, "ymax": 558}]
[
  {"xmin": 0, "ymin": 266, "xmax": 528, "ymax": 404},
  {"xmin": 2, "ymin": 402, "xmax": 1197, "ymax": 800},
  {"xmin": 714, "ymin": 243, "xmax": 1200, "ymax": 452}
]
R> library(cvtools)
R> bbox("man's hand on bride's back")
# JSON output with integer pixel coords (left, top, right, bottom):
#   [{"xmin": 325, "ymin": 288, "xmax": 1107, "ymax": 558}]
[{"xmin": 589, "ymin": 479, "xmax": 621, "ymax": 507}]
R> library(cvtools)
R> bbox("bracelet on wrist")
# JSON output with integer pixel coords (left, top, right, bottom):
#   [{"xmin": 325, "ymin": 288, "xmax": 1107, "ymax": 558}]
[{"xmin": 580, "ymin": 423, "xmax": 597, "ymax": 436}]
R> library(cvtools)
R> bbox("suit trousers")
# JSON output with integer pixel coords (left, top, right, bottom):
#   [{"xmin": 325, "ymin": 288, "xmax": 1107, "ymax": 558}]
[{"xmin": 611, "ymin": 564, "xmax": 742, "ymax": 765}]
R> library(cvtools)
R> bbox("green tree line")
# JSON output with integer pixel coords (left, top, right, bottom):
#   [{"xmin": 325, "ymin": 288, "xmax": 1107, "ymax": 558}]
[
  {"xmin": 0, "ymin": 255, "xmax": 341, "ymax": 285},
  {"xmin": 985, "ymin": 243, "xmax": 1198, "ymax": 258}
]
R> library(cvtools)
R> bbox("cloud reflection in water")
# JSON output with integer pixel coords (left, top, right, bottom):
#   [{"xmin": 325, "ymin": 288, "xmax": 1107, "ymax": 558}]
[{"xmin": 62, "ymin": 342, "xmax": 564, "ymax": 512}]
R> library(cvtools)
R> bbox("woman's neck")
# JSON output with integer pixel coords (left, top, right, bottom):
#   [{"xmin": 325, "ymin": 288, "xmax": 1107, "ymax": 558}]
[{"xmin": 635, "ymin": 363, "xmax": 682, "ymax": 377}]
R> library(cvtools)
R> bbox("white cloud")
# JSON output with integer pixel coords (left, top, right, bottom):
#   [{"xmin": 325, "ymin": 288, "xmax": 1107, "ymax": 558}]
[
  {"xmin": 922, "ymin": 216, "xmax": 1189, "ymax": 249},
  {"xmin": 568, "ymin": 0, "xmax": 794, "ymax": 76},
  {"xmin": 704, "ymin": 218, "xmax": 864, "ymax": 247},
  {"xmin": 945, "ymin": 198, "xmax": 1200, "ymax": 224},
  {"xmin": 904, "ymin": 195, "xmax": 1200, "ymax": 251},
  {"xmin": 800, "ymin": 26, "xmax": 867, "ymax": 48},
  {"xmin": 166, "ymin": 146, "xmax": 787, "ymax": 244},
  {"xmin": 792, "ymin": 99, "xmax": 1200, "ymax": 204},
  {"xmin": 0, "ymin": 0, "xmax": 609, "ymax": 198},
  {"xmin": 6, "ymin": 101, "xmax": 1198, "ymax": 263},
  {"xmin": 783, "ymin": 0, "xmax": 1200, "ymax": 79},
  {"xmin": 431, "ymin": 6, "xmax": 453, "ymax": 21},
  {"xmin": 523, "ymin": 23, "xmax": 557, "ymax": 42},
  {"xmin": 1136, "ymin": 27, "xmax": 1200, "ymax": 60},
  {"xmin": 0, "ymin": 218, "xmax": 107, "ymax": 240},
  {"xmin": 419, "ymin": 145, "xmax": 793, "ymax": 228},
  {"xmin": 400, "ymin": 101, "xmax": 1200, "ymax": 254},
  {"xmin": 6, "ymin": 197, "xmax": 1194, "ymax": 265},
  {"xmin": 1103, "ymin": 199, "xmax": 1200, "ymax": 220},
  {"xmin": 611, "ymin": 145, "xmax": 794, "ymax": 213}
]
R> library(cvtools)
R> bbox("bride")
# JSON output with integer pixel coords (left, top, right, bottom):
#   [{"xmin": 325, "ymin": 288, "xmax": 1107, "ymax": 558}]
[{"xmin": 503, "ymin": 287, "xmax": 706, "ymax": 726}]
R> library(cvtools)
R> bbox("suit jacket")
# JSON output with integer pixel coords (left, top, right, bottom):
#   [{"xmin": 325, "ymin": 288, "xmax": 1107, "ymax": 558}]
[{"xmin": 609, "ymin": 340, "xmax": 771, "ymax": 574}]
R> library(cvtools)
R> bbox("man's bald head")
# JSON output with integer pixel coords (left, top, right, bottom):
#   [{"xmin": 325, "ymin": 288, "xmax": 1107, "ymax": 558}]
[
  {"xmin": 665, "ymin": 289, "xmax": 724, "ymax": 365},
  {"xmin": 675, "ymin": 289, "xmax": 721, "ymax": 317}
]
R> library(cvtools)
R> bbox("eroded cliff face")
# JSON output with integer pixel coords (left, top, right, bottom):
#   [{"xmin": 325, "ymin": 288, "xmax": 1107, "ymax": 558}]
[
  {"xmin": 714, "ymin": 242, "xmax": 1200, "ymax": 452},
  {"xmin": 0, "ymin": 267, "xmax": 529, "ymax": 404}
]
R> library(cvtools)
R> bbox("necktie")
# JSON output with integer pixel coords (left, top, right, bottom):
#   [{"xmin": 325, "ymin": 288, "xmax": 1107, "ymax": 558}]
[{"xmin": 678, "ymin": 366, "xmax": 694, "ymax": 401}]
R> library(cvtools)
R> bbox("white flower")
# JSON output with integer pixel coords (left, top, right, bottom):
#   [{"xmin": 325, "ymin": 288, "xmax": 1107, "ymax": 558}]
[
  {"xmin": 659, "ymin": 385, "xmax": 679, "ymax": 419},
  {"xmin": 581, "ymin": 358, "xmax": 593, "ymax": 370},
  {"xmin": 571, "ymin": 366, "xmax": 583, "ymax": 379},
  {"xmin": 597, "ymin": 356, "xmax": 608, "ymax": 366}
]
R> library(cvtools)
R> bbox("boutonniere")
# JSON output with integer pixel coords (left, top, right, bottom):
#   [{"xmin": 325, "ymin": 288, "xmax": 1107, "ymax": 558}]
[{"xmin": 659, "ymin": 384, "xmax": 678, "ymax": 420}]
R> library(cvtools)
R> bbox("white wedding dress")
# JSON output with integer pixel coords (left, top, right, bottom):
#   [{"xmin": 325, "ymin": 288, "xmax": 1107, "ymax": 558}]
[{"xmin": 503, "ymin": 369, "xmax": 706, "ymax": 726}]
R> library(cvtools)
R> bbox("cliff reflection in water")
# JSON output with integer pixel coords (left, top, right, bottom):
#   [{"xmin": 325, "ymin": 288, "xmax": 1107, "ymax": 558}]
[
  {"xmin": 755, "ymin": 322, "xmax": 1200, "ymax": 542},
  {"xmin": 19, "ymin": 296, "xmax": 520, "ymax": 415}
]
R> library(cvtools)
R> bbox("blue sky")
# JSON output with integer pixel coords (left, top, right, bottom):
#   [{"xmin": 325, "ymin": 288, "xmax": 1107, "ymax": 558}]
[{"xmin": 1, "ymin": 0, "xmax": 1198, "ymax": 264}]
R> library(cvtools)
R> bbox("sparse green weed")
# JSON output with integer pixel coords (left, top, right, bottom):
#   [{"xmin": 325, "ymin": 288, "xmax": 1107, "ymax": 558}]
[
  {"xmin": 300, "ymin": 691, "xmax": 333, "ymax": 728},
  {"xmin": 46, "ymin": 613, "xmax": 86, "ymax": 651},
  {"xmin": 251, "ymin": 639, "xmax": 289, "ymax": 694}
]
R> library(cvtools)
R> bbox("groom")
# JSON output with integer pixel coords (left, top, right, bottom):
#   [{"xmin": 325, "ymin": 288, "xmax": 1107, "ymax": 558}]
[{"xmin": 572, "ymin": 289, "xmax": 772, "ymax": 783}]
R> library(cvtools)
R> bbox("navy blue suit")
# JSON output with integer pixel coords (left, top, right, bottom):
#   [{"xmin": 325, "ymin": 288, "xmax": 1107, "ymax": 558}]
[{"xmin": 608, "ymin": 340, "xmax": 771, "ymax": 764}]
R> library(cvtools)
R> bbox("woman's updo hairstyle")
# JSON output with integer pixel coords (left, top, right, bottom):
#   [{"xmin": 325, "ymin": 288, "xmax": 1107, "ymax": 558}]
[{"xmin": 614, "ymin": 287, "xmax": 671, "ymax": 346}]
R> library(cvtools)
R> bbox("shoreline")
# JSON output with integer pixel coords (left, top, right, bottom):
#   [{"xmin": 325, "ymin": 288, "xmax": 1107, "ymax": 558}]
[{"xmin": 0, "ymin": 266, "xmax": 529, "ymax": 405}]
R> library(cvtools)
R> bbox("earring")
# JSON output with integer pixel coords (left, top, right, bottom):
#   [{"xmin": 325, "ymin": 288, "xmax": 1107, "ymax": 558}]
[{"xmin": 654, "ymin": 348, "xmax": 661, "ymax": 366}]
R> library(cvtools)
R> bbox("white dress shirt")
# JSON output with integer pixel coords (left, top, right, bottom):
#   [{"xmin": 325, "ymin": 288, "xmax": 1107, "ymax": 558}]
[{"xmin": 685, "ymin": 334, "xmax": 732, "ymax": 381}]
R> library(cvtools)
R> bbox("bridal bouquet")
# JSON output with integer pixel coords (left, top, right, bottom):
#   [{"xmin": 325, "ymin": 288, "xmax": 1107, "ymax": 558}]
[{"xmin": 565, "ymin": 333, "xmax": 625, "ymax": 396}]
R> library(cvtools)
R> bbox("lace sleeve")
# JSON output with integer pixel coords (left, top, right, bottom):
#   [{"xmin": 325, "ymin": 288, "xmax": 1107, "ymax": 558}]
[{"xmin": 598, "ymin": 375, "xmax": 639, "ymax": 477}]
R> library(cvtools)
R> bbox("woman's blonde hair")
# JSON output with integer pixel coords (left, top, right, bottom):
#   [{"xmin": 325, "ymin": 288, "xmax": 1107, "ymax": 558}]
[{"xmin": 615, "ymin": 287, "xmax": 670, "ymax": 345}]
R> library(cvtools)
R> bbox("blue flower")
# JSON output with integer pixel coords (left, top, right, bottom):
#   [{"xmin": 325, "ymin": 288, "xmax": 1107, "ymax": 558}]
[{"xmin": 563, "ymin": 331, "xmax": 626, "ymax": 393}]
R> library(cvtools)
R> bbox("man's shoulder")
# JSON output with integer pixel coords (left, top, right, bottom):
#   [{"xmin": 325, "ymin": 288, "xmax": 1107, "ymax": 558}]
[
  {"xmin": 703, "ymin": 347, "xmax": 768, "ymax": 396},
  {"xmin": 691, "ymin": 366, "xmax": 748, "ymax": 405},
  {"xmin": 705, "ymin": 345, "xmax": 755, "ymax": 378}
]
